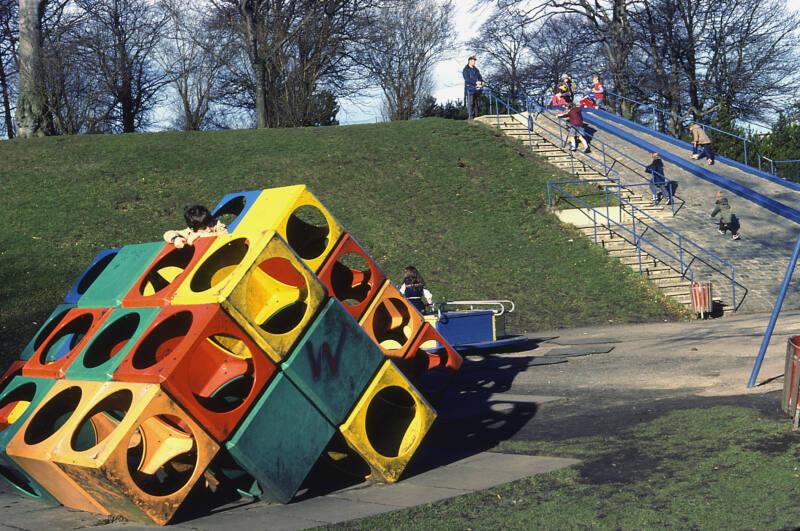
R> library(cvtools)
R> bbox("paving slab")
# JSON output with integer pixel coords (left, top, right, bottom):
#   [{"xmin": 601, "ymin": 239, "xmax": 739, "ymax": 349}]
[
  {"xmin": 327, "ymin": 481, "xmax": 471, "ymax": 508},
  {"xmin": 544, "ymin": 345, "xmax": 614, "ymax": 357}
]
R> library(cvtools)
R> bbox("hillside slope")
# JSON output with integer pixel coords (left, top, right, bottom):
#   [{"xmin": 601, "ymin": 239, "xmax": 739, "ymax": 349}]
[{"xmin": 0, "ymin": 118, "xmax": 681, "ymax": 363}]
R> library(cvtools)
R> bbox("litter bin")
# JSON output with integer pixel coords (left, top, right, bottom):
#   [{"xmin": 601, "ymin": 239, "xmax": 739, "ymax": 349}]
[
  {"xmin": 691, "ymin": 281, "xmax": 712, "ymax": 318},
  {"xmin": 782, "ymin": 335, "xmax": 800, "ymax": 416}
]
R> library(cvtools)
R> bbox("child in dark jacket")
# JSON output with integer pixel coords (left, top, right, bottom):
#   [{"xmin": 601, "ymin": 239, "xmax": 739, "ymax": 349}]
[
  {"xmin": 645, "ymin": 153, "xmax": 672, "ymax": 205},
  {"xmin": 710, "ymin": 191, "xmax": 740, "ymax": 240}
]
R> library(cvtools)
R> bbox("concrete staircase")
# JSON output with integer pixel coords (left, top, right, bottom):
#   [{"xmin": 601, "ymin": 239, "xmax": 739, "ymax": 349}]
[{"xmin": 475, "ymin": 113, "xmax": 697, "ymax": 311}]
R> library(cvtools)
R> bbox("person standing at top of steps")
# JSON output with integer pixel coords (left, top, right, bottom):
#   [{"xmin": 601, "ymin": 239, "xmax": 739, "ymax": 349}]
[
  {"xmin": 557, "ymin": 103, "xmax": 590, "ymax": 153},
  {"xmin": 689, "ymin": 123, "xmax": 716, "ymax": 166},
  {"xmin": 645, "ymin": 153, "xmax": 672, "ymax": 205},
  {"xmin": 463, "ymin": 55, "xmax": 484, "ymax": 120},
  {"xmin": 711, "ymin": 191, "xmax": 740, "ymax": 240}
]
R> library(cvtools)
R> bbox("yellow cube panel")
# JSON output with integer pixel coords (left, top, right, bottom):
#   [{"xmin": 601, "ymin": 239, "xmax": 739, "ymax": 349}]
[
  {"xmin": 172, "ymin": 230, "xmax": 327, "ymax": 362},
  {"xmin": 339, "ymin": 360, "xmax": 437, "ymax": 483},
  {"xmin": 227, "ymin": 185, "xmax": 343, "ymax": 273}
]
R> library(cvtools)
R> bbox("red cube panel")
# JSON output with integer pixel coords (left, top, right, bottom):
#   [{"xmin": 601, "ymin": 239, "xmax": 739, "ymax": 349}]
[
  {"xmin": 358, "ymin": 282, "xmax": 423, "ymax": 359},
  {"xmin": 22, "ymin": 308, "xmax": 110, "ymax": 379},
  {"xmin": 397, "ymin": 323, "xmax": 462, "ymax": 401},
  {"xmin": 317, "ymin": 233, "xmax": 386, "ymax": 320},
  {"xmin": 122, "ymin": 237, "xmax": 217, "ymax": 308},
  {"xmin": 113, "ymin": 305, "xmax": 278, "ymax": 442}
]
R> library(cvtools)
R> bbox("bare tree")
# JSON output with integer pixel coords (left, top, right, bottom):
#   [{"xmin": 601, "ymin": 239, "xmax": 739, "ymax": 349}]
[
  {"xmin": 0, "ymin": 0, "xmax": 18, "ymax": 137},
  {"xmin": 17, "ymin": 0, "xmax": 51, "ymax": 137},
  {"xmin": 74, "ymin": 0, "xmax": 171, "ymax": 133},
  {"xmin": 359, "ymin": 0, "xmax": 455, "ymax": 121},
  {"xmin": 209, "ymin": 0, "xmax": 372, "ymax": 128},
  {"xmin": 159, "ymin": 0, "xmax": 235, "ymax": 130}
]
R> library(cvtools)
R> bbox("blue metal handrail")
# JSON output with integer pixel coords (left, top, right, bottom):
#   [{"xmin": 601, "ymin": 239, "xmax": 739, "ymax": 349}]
[
  {"xmin": 548, "ymin": 181, "xmax": 741, "ymax": 308},
  {"xmin": 605, "ymin": 91, "xmax": 756, "ymax": 166},
  {"xmin": 486, "ymin": 87, "xmax": 681, "ymax": 215}
]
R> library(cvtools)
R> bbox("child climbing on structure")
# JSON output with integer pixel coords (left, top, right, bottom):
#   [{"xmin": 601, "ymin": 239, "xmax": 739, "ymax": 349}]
[
  {"xmin": 399, "ymin": 266, "xmax": 433, "ymax": 313},
  {"xmin": 710, "ymin": 191, "xmax": 740, "ymax": 241},
  {"xmin": 164, "ymin": 204, "xmax": 228, "ymax": 248}
]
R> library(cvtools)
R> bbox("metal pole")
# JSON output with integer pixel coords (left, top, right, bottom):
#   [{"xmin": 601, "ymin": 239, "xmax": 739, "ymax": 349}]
[
  {"xmin": 605, "ymin": 188, "xmax": 610, "ymax": 230},
  {"xmin": 593, "ymin": 210, "xmax": 597, "ymax": 243},
  {"xmin": 747, "ymin": 233, "xmax": 800, "ymax": 388},
  {"xmin": 547, "ymin": 183, "xmax": 552, "ymax": 208},
  {"xmin": 679, "ymin": 235, "xmax": 684, "ymax": 276},
  {"xmin": 732, "ymin": 264, "xmax": 737, "ymax": 308},
  {"xmin": 744, "ymin": 139, "xmax": 748, "ymax": 166}
]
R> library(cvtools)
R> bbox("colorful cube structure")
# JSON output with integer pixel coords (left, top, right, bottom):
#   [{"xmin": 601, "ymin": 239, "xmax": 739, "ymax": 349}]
[{"xmin": 0, "ymin": 184, "xmax": 461, "ymax": 525}]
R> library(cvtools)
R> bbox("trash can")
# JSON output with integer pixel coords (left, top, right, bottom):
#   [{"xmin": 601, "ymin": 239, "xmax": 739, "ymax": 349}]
[
  {"xmin": 782, "ymin": 335, "xmax": 800, "ymax": 415},
  {"xmin": 691, "ymin": 281, "xmax": 712, "ymax": 318}
]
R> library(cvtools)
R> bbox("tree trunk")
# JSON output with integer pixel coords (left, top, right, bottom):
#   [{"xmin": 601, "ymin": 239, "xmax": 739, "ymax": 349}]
[
  {"xmin": 16, "ymin": 0, "xmax": 52, "ymax": 137},
  {"xmin": 0, "ymin": 53, "xmax": 14, "ymax": 138}
]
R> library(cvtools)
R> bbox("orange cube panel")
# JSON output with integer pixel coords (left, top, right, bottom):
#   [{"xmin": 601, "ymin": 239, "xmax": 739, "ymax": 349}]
[
  {"xmin": 113, "ymin": 305, "xmax": 279, "ymax": 442},
  {"xmin": 48, "ymin": 381, "xmax": 219, "ymax": 525},
  {"xmin": 317, "ymin": 233, "xmax": 387, "ymax": 320},
  {"xmin": 0, "ymin": 361, "xmax": 25, "ymax": 394},
  {"xmin": 399, "ymin": 323, "xmax": 463, "ymax": 400},
  {"xmin": 358, "ymin": 282, "xmax": 424, "ymax": 359},
  {"xmin": 5, "ymin": 382, "xmax": 110, "ymax": 514},
  {"xmin": 122, "ymin": 237, "xmax": 217, "ymax": 308},
  {"xmin": 22, "ymin": 308, "xmax": 110, "ymax": 379}
]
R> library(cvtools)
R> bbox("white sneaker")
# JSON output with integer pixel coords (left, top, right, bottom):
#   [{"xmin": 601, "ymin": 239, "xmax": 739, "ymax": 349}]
[
  {"xmin": 691, "ymin": 154, "xmax": 700, "ymax": 160},
  {"xmin": 717, "ymin": 229, "xmax": 725, "ymax": 235},
  {"xmin": 732, "ymin": 234, "xmax": 740, "ymax": 241}
]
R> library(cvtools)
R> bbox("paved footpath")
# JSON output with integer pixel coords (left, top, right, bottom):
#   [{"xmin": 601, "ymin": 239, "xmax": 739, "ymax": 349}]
[{"xmin": 2, "ymin": 310, "xmax": 797, "ymax": 530}]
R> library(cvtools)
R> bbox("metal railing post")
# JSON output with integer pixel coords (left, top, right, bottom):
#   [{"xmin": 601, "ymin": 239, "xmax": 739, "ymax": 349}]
[
  {"xmin": 732, "ymin": 265, "xmax": 737, "ymax": 308},
  {"xmin": 547, "ymin": 183, "xmax": 552, "ymax": 208},
  {"xmin": 678, "ymin": 235, "xmax": 684, "ymax": 276},
  {"xmin": 743, "ymin": 138, "xmax": 748, "ymax": 166},
  {"xmin": 748, "ymin": 233, "xmax": 800, "ymax": 388},
  {"xmin": 593, "ymin": 210, "xmax": 597, "ymax": 243},
  {"xmin": 605, "ymin": 187, "xmax": 610, "ymax": 230}
]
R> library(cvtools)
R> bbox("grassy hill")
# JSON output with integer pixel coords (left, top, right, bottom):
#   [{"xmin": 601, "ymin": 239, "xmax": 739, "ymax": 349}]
[{"xmin": 0, "ymin": 118, "xmax": 682, "ymax": 365}]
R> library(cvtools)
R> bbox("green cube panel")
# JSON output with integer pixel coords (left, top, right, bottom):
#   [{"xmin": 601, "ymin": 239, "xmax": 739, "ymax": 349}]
[
  {"xmin": 283, "ymin": 298, "xmax": 384, "ymax": 425},
  {"xmin": 65, "ymin": 307, "xmax": 162, "ymax": 381},
  {"xmin": 226, "ymin": 372, "xmax": 335, "ymax": 503},
  {"xmin": 0, "ymin": 375, "xmax": 58, "ymax": 503},
  {"xmin": 18, "ymin": 304, "xmax": 76, "ymax": 361},
  {"xmin": 77, "ymin": 242, "xmax": 165, "ymax": 308}
]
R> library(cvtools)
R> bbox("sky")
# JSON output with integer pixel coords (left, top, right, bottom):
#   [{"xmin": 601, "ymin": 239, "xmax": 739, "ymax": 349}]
[{"xmin": 337, "ymin": 0, "xmax": 485, "ymax": 124}]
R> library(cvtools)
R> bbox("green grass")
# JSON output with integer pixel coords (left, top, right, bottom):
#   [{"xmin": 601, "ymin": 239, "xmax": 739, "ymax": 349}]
[
  {"xmin": 333, "ymin": 405, "xmax": 800, "ymax": 529},
  {"xmin": 0, "ymin": 118, "xmax": 682, "ymax": 365}
]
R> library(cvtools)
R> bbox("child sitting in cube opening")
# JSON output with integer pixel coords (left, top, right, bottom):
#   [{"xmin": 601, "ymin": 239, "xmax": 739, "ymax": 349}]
[
  {"xmin": 399, "ymin": 266, "xmax": 433, "ymax": 313},
  {"xmin": 164, "ymin": 205, "xmax": 228, "ymax": 248}
]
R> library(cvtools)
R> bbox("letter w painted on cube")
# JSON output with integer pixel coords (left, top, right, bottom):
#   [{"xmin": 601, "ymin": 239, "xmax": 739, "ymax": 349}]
[{"xmin": 306, "ymin": 323, "xmax": 348, "ymax": 380}]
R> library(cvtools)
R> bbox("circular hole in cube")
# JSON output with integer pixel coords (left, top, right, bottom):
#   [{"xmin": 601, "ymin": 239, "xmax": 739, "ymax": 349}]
[
  {"xmin": 364, "ymin": 386, "xmax": 416, "ymax": 458},
  {"xmin": 212, "ymin": 195, "xmax": 247, "ymax": 227},
  {"xmin": 70, "ymin": 389, "xmax": 134, "ymax": 452},
  {"xmin": 191, "ymin": 334, "xmax": 255, "ymax": 413},
  {"xmin": 32, "ymin": 308, "xmax": 72, "ymax": 352},
  {"xmin": 330, "ymin": 252, "xmax": 373, "ymax": 306},
  {"xmin": 370, "ymin": 298, "xmax": 414, "ymax": 353},
  {"xmin": 286, "ymin": 205, "xmax": 330, "ymax": 260},
  {"xmin": 190, "ymin": 238, "xmax": 249, "ymax": 293},
  {"xmin": 127, "ymin": 414, "xmax": 198, "ymax": 496},
  {"xmin": 139, "ymin": 246, "xmax": 195, "ymax": 296},
  {"xmin": 248, "ymin": 257, "xmax": 308, "ymax": 335},
  {"xmin": 24, "ymin": 386, "xmax": 82, "ymax": 445},
  {"xmin": 82, "ymin": 312, "xmax": 141, "ymax": 369},
  {"xmin": 131, "ymin": 311, "xmax": 193, "ymax": 370},
  {"xmin": 76, "ymin": 251, "xmax": 118, "ymax": 295},
  {"xmin": 0, "ymin": 463, "xmax": 41, "ymax": 498},
  {"xmin": 0, "ymin": 382, "xmax": 36, "ymax": 429},
  {"xmin": 39, "ymin": 313, "xmax": 95, "ymax": 365}
]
